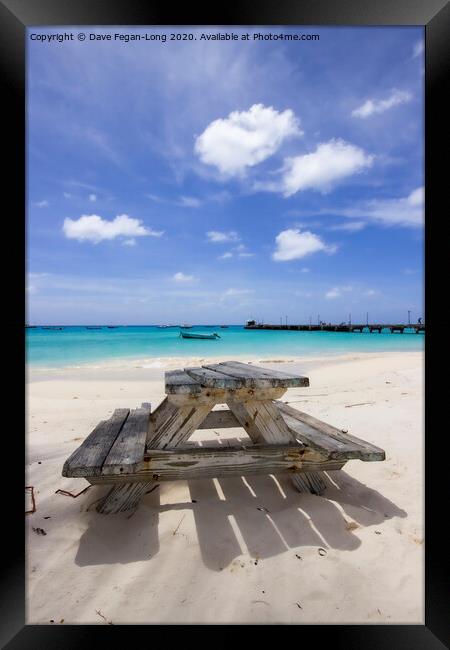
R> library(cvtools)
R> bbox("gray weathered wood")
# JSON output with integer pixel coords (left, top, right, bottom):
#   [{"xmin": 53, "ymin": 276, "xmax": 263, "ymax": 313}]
[
  {"xmin": 227, "ymin": 398, "xmax": 329, "ymax": 496},
  {"xmin": 276, "ymin": 401, "xmax": 385, "ymax": 461},
  {"xmin": 291, "ymin": 472, "xmax": 328, "ymax": 495},
  {"xmin": 203, "ymin": 361, "xmax": 309, "ymax": 389},
  {"xmin": 87, "ymin": 443, "xmax": 345, "ymax": 483},
  {"xmin": 63, "ymin": 360, "xmax": 385, "ymax": 516},
  {"xmin": 197, "ymin": 408, "xmax": 240, "ymax": 430},
  {"xmin": 165, "ymin": 370, "xmax": 202, "ymax": 395},
  {"xmin": 102, "ymin": 407, "xmax": 151, "ymax": 474},
  {"xmin": 185, "ymin": 366, "xmax": 244, "ymax": 390},
  {"xmin": 147, "ymin": 402, "xmax": 214, "ymax": 450},
  {"xmin": 220, "ymin": 360, "xmax": 310, "ymax": 385},
  {"xmin": 167, "ymin": 386, "xmax": 287, "ymax": 406},
  {"xmin": 62, "ymin": 409, "xmax": 130, "ymax": 477},
  {"xmin": 96, "ymin": 480, "xmax": 154, "ymax": 514},
  {"xmin": 227, "ymin": 398, "xmax": 294, "ymax": 444}
]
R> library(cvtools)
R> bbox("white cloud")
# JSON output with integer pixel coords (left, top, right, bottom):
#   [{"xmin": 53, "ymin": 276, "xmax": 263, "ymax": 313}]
[
  {"xmin": 351, "ymin": 89, "xmax": 412, "ymax": 118},
  {"xmin": 325, "ymin": 285, "xmax": 353, "ymax": 299},
  {"xmin": 63, "ymin": 214, "xmax": 163, "ymax": 243},
  {"xmin": 336, "ymin": 187, "xmax": 424, "ymax": 227},
  {"xmin": 176, "ymin": 196, "xmax": 202, "ymax": 208},
  {"xmin": 300, "ymin": 267, "xmax": 310, "ymax": 273},
  {"xmin": 123, "ymin": 238, "xmax": 136, "ymax": 246},
  {"xmin": 329, "ymin": 221, "xmax": 365, "ymax": 232},
  {"xmin": 363, "ymin": 289, "xmax": 378, "ymax": 296},
  {"xmin": 63, "ymin": 192, "xmax": 73, "ymax": 199},
  {"xmin": 234, "ymin": 243, "xmax": 255, "ymax": 258},
  {"xmin": 298, "ymin": 187, "xmax": 424, "ymax": 228},
  {"xmin": 218, "ymin": 252, "xmax": 233, "ymax": 260},
  {"xmin": 89, "ymin": 193, "xmax": 97, "ymax": 202},
  {"xmin": 272, "ymin": 228, "xmax": 337, "ymax": 261},
  {"xmin": 172, "ymin": 272, "xmax": 196, "ymax": 283},
  {"xmin": 33, "ymin": 200, "xmax": 49, "ymax": 207},
  {"xmin": 412, "ymin": 40, "xmax": 424, "ymax": 59},
  {"xmin": 206, "ymin": 230, "xmax": 240, "ymax": 243},
  {"xmin": 280, "ymin": 139, "xmax": 373, "ymax": 196},
  {"xmin": 224, "ymin": 288, "xmax": 252, "ymax": 296},
  {"xmin": 221, "ymin": 288, "xmax": 253, "ymax": 300},
  {"xmin": 195, "ymin": 103, "xmax": 302, "ymax": 176}
]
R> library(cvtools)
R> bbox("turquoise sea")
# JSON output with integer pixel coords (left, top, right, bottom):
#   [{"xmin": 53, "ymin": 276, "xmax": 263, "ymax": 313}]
[{"xmin": 26, "ymin": 325, "xmax": 424, "ymax": 368}]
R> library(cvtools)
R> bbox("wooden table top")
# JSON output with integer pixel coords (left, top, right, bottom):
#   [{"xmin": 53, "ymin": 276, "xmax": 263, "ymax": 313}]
[{"xmin": 165, "ymin": 360, "xmax": 309, "ymax": 394}]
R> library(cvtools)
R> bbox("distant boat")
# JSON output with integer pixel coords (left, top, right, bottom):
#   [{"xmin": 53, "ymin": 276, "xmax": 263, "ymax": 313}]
[
  {"xmin": 180, "ymin": 324, "xmax": 193, "ymax": 329},
  {"xmin": 86, "ymin": 326, "xmax": 103, "ymax": 330},
  {"xmin": 25, "ymin": 325, "xmax": 38, "ymax": 328},
  {"xmin": 220, "ymin": 325, "xmax": 229, "ymax": 328},
  {"xmin": 245, "ymin": 319, "xmax": 256, "ymax": 327},
  {"xmin": 107, "ymin": 326, "xmax": 119, "ymax": 329},
  {"xmin": 180, "ymin": 331, "xmax": 220, "ymax": 340},
  {"xmin": 42, "ymin": 326, "xmax": 63, "ymax": 330}
]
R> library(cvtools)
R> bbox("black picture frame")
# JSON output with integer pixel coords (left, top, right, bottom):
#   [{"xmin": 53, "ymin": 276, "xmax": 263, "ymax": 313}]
[{"xmin": 3, "ymin": 0, "xmax": 449, "ymax": 647}]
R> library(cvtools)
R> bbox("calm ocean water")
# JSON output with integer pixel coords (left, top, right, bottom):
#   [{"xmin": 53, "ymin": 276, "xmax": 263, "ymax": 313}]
[{"xmin": 25, "ymin": 325, "xmax": 424, "ymax": 368}]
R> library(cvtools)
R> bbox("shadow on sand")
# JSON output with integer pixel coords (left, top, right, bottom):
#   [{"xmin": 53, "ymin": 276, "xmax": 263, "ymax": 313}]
[{"xmin": 74, "ymin": 457, "xmax": 406, "ymax": 570}]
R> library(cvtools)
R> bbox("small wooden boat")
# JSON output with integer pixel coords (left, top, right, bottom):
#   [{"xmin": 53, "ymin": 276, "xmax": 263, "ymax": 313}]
[{"xmin": 180, "ymin": 331, "xmax": 220, "ymax": 340}]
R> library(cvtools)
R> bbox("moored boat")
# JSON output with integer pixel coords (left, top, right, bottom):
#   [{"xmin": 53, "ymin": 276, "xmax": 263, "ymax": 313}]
[{"xmin": 179, "ymin": 331, "xmax": 220, "ymax": 340}]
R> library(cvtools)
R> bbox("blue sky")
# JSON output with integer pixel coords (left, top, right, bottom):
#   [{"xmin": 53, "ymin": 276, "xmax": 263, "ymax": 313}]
[{"xmin": 27, "ymin": 26, "xmax": 424, "ymax": 325}]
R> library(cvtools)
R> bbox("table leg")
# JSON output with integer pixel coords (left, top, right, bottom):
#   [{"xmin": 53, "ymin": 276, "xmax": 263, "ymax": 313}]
[
  {"xmin": 96, "ymin": 480, "xmax": 155, "ymax": 515},
  {"xmin": 227, "ymin": 397, "xmax": 329, "ymax": 496}
]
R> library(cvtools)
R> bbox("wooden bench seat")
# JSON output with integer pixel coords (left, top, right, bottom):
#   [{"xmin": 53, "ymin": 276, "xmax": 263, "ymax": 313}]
[
  {"xmin": 62, "ymin": 406, "xmax": 151, "ymax": 479},
  {"xmin": 275, "ymin": 401, "xmax": 385, "ymax": 462}
]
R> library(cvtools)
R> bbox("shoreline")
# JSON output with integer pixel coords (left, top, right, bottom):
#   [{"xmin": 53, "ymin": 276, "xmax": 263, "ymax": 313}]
[{"xmin": 27, "ymin": 349, "xmax": 423, "ymax": 382}]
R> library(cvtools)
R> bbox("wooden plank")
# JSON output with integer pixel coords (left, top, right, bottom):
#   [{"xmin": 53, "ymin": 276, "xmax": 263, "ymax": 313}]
[
  {"xmin": 227, "ymin": 399, "xmax": 294, "ymax": 444},
  {"xmin": 87, "ymin": 443, "xmax": 346, "ymax": 482},
  {"xmin": 292, "ymin": 472, "xmax": 331, "ymax": 495},
  {"xmin": 197, "ymin": 408, "xmax": 240, "ymax": 430},
  {"xmin": 96, "ymin": 481, "xmax": 155, "ymax": 514},
  {"xmin": 165, "ymin": 370, "xmax": 202, "ymax": 395},
  {"xmin": 276, "ymin": 401, "xmax": 385, "ymax": 461},
  {"xmin": 185, "ymin": 366, "xmax": 244, "ymax": 390},
  {"xmin": 227, "ymin": 397, "xmax": 329, "ymax": 497},
  {"xmin": 147, "ymin": 402, "xmax": 214, "ymax": 450},
  {"xmin": 167, "ymin": 386, "xmax": 287, "ymax": 406},
  {"xmin": 219, "ymin": 361, "xmax": 309, "ymax": 386},
  {"xmin": 147, "ymin": 397, "xmax": 177, "ymax": 443},
  {"xmin": 102, "ymin": 407, "xmax": 151, "ymax": 474},
  {"xmin": 212, "ymin": 360, "xmax": 309, "ymax": 387},
  {"xmin": 62, "ymin": 409, "xmax": 130, "ymax": 477}
]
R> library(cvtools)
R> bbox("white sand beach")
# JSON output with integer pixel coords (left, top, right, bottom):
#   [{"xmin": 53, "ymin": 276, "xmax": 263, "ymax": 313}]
[{"xmin": 26, "ymin": 351, "xmax": 424, "ymax": 624}]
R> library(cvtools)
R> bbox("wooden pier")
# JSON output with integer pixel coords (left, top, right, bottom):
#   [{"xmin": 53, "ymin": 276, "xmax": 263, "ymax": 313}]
[{"xmin": 244, "ymin": 323, "xmax": 425, "ymax": 334}]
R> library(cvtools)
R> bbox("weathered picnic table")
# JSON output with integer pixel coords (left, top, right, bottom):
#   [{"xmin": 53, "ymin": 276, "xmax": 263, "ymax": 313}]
[{"xmin": 62, "ymin": 361, "xmax": 385, "ymax": 514}]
